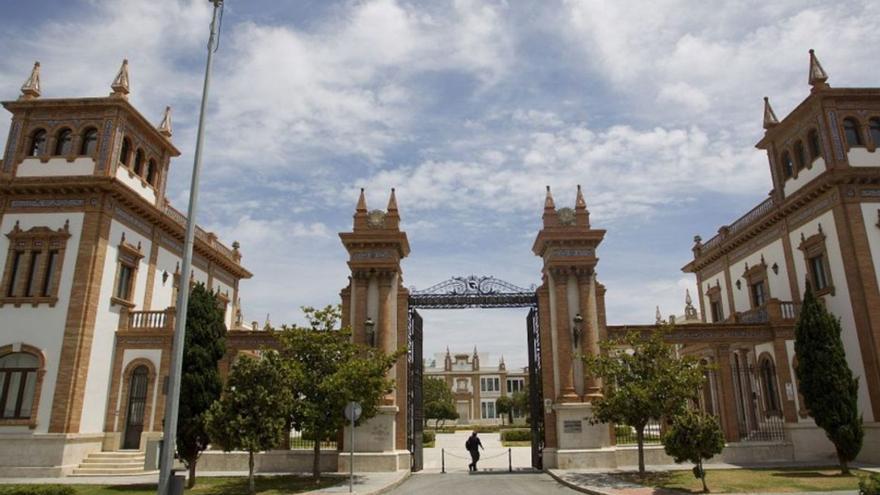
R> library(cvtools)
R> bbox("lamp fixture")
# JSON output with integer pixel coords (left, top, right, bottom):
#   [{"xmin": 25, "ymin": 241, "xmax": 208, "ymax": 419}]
[
  {"xmin": 364, "ymin": 317, "xmax": 376, "ymax": 347},
  {"xmin": 572, "ymin": 313, "xmax": 584, "ymax": 348},
  {"xmin": 736, "ymin": 280, "xmax": 742, "ymax": 290}
]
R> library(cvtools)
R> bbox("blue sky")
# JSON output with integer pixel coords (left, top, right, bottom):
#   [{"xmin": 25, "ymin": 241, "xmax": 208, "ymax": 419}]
[{"xmin": 1, "ymin": 0, "xmax": 878, "ymax": 368}]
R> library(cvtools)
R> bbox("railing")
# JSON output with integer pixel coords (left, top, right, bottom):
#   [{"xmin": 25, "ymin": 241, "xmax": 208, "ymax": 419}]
[
  {"xmin": 613, "ymin": 419, "xmax": 661, "ymax": 446},
  {"xmin": 122, "ymin": 307, "xmax": 175, "ymax": 332},
  {"xmin": 780, "ymin": 301, "xmax": 800, "ymax": 321},
  {"xmin": 734, "ymin": 299, "xmax": 800, "ymax": 325},
  {"xmin": 163, "ymin": 204, "xmax": 240, "ymax": 263},
  {"xmin": 699, "ymin": 197, "xmax": 776, "ymax": 254},
  {"xmin": 289, "ymin": 430, "xmax": 337, "ymax": 450},
  {"xmin": 737, "ymin": 306, "xmax": 769, "ymax": 324}
]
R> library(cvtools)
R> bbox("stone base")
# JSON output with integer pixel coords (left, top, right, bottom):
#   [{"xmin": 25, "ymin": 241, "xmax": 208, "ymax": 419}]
[
  {"xmin": 0, "ymin": 433, "xmax": 103, "ymax": 477},
  {"xmin": 554, "ymin": 402, "xmax": 611, "ymax": 450},
  {"xmin": 342, "ymin": 406, "xmax": 398, "ymax": 453},
  {"xmin": 859, "ymin": 423, "xmax": 880, "ymax": 464},
  {"xmin": 786, "ymin": 421, "xmax": 880, "ymax": 464},
  {"xmin": 199, "ymin": 450, "xmax": 338, "ymax": 473},
  {"xmin": 337, "ymin": 450, "xmax": 411, "ymax": 472},
  {"xmin": 544, "ymin": 442, "xmax": 796, "ymax": 470}
]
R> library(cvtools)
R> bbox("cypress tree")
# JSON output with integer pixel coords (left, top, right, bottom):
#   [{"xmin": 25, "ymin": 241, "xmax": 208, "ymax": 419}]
[
  {"xmin": 176, "ymin": 283, "xmax": 227, "ymax": 487},
  {"xmin": 793, "ymin": 284, "xmax": 863, "ymax": 473}
]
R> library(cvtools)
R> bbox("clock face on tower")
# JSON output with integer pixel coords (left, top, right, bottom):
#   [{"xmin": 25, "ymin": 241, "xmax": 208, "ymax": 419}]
[
  {"xmin": 367, "ymin": 209, "xmax": 387, "ymax": 228},
  {"xmin": 557, "ymin": 207, "xmax": 576, "ymax": 226}
]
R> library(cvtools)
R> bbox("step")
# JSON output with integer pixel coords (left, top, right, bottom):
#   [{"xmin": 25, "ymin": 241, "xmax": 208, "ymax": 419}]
[
  {"xmin": 79, "ymin": 460, "xmax": 145, "ymax": 468},
  {"xmin": 86, "ymin": 452, "xmax": 144, "ymax": 460},
  {"xmin": 71, "ymin": 467, "xmax": 152, "ymax": 476}
]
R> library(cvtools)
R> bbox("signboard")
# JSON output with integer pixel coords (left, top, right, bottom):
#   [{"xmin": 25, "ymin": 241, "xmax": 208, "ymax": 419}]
[
  {"xmin": 344, "ymin": 401, "xmax": 362, "ymax": 422},
  {"xmin": 563, "ymin": 420, "xmax": 582, "ymax": 433}
]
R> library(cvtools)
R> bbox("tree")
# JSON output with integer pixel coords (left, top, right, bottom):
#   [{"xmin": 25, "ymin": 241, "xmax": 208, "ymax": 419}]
[
  {"xmin": 511, "ymin": 389, "xmax": 529, "ymax": 422},
  {"xmin": 794, "ymin": 285, "xmax": 863, "ymax": 474},
  {"xmin": 176, "ymin": 283, "xmax": 227, "ymax": 488},
  {"xmin": 662, "ymin": 411, "xmax": 725, "ymax": 492},
  {"xmin": 496, "ymin": 396, "xmax": 514, "ymax": 425},
  {"xmin": 423, "ymin": 377, "xmax": 458, "ymax": 428},
  {"xmin": 205, "ymin": 353, "xmax": 291, "ymax": 495},
  {"xmin": 583, "ymin": 327, "xmax": 706, "ymax": 474},
  {"xmin": 276, "ymin": 305, "xmax": 399, "ymax": 480}
]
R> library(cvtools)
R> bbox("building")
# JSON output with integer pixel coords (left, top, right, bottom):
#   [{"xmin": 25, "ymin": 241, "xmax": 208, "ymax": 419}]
[
  {"xmin": 682, "ymin": 50, "xmax": 880, "ymax": 460},
  {"xmin": 424, "ymin": 348, "xmax": 528, "ymax": 425},
  {"xmin": 0, "ymin": 61, "xmax": 253, "ymax": 476},
  {"xmin": 655, "ymin": 289, "xmax": 702, "ymax": 325}
]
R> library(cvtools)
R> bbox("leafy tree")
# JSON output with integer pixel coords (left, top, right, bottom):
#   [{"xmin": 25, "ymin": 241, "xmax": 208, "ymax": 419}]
[
  {"xmin": 794, "ymin": 285, "xmax": 863, "ymax": 474},
  {"xmin": 423, "ymin": 377, "xmax": 458, "ymax": 428},
  {"xmin": 176, "ymin": 283, "xmax": 227, "ymax": 488},
  {"xmin": 205, "ymin": 353, "xmax": 291, "ymax": 495},
  {"xmin": 496, "ymin": 396, "xmax": 514, "ymax": 425},
  {"xmin": 511, "ymin": 389, "xmax": 529, "ymax": 422},
  {"xmin": 583, "ymin": 327, "xmax": 706, "ymax": 474},
  {"xmin": 662, "ymin": 411, "xmax": 725, "ymax": 492},
  {"xmin": 276, "ymin": 305, "xmax": 399, "ymax": 480}
]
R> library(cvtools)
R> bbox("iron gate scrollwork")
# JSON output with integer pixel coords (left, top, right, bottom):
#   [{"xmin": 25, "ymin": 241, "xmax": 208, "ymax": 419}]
[{"xmin": 407, "ymin": 309, "xmax": 424, "ymax": 472}]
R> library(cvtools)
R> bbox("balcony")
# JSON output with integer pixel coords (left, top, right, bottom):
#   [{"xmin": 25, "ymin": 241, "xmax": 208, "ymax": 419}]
[
  {"xmin": 118, "ymin": 307, "xmax": 175, "ymax": 332},
  {"xmin": 734, "ymin": 299, "xmax": 800, "ymax": 324}
]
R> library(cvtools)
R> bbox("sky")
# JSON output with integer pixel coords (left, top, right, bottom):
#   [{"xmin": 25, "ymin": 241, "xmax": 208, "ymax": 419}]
[{"xmin": 1, "ymin": 0, "xmax": 878, "ymax": 368}]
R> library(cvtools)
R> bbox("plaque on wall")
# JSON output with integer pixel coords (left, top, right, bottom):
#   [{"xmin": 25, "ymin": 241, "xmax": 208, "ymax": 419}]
[{"xmin": 563, "ymin": 420, "xmax": 582, "ymax": 433}]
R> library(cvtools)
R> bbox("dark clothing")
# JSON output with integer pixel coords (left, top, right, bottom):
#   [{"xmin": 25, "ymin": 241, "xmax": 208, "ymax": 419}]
[{"xmin": 466, "ymin": 435, "xmax": 483, "ymax": 471}]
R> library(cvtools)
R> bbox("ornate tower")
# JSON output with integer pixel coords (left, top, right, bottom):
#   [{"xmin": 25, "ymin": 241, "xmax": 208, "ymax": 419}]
[
  {"xmin": 533, "ymin": 185, "xmax": 611, "ymax": 461},
  {"xmin": 339, "ymin": 188, "xmax": 411, "ymax": 470}
]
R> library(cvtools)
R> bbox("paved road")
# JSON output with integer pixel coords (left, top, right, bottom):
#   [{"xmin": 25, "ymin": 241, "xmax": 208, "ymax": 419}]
[
  {"xmin": 424, "ymin": 431, "xmax": 532, "ymax": 472},
  {"xmin": 386, "ymin": 472, "xmax": 584, "ymax": 495}
]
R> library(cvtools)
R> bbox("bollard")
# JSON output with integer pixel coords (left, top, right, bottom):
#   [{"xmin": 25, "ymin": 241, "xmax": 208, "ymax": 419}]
[
  {"xmin": 508, "ymin": 447, "xmax": 512, "ymax": 473},
  {"xmin": 442, "ymin": 448, "xmax": 445, "ymax": 474}
]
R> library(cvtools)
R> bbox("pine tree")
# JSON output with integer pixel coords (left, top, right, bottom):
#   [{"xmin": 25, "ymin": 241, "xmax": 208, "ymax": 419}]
[
  {"xmin": 176, "ymin": 283, "xmax": 227, "ymax": 488},
  {"xmin": 794, "ymin": 285, "xmax": 863, "ymax": 473}
]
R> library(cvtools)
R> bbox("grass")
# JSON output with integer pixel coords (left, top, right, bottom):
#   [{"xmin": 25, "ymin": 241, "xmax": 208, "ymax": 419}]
[
  {"xmin": 614, "ymin": 467, "xmax": 870, "ymax": 493},
  {"xmin": 501, "ymin": 441, "xmax": 531, "ymax": 447},
  {"xmin": 1, "ymin": 476, "xmax": 341, "ymax": 495}
]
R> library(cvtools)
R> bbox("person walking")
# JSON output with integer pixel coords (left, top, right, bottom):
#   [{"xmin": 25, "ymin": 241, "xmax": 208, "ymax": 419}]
[{"xmin": 465, "ymin": 431, "xmax": 484, "ymax": 472}]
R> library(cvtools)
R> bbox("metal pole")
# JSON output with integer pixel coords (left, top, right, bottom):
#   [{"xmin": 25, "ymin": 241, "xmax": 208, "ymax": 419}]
[
  {"xmin": 441, "ymin": 448, "xmax": 445, "ymax": 474},
  {"xmin": 349, "ymin": 414, "xmax": 354, "ymax": 493},
  {"xmin": 157, "ymin": 2, "xmax": 223, "ymax": 494},
  {"xmin": 508, "ymin": 447, "xmax": 512, "ymax": 473}
]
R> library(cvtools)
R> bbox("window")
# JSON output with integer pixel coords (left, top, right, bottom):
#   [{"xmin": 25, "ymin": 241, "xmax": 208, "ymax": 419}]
[
  {"xmin": 456, "ymin": 378, "xmax": 468, "ymax": 392},
  {"xmin": 799, "ymin": 229, "xmax": 834, "ymax": 297},
  {"xmin": 808, "ymin": 130, "xmax": 822, "ymax": 161},
  {"xmin": 843, "ymin": 118, "xmax": 862, "ymax": 147},
  {"xmin": 120, "ymin": 137, "xmax": 132, "ymax": 166},
  {"xmin": 759, "ymin": 356, "xmax": 780, "ymax": 416},
  {"xmin": 480, "ymin": 377, "xmax": 500, "ymax": 392},
  {"xmin": 793, "ymin": 141, "xmax": 806, "ymax": 171},
  {"xmin": 781, "ymin": 151, "xmax": 794, "ymax": 178},
  {"xmin": 870, "ymin": 118, "xmax": 880, "ymax": 146},
  {"xmin": 80, "ymin": 128, "xmax": 98, "ymax": 156},
  {"xmin": 133, "ymin": 149, "xmax": 144, "ymax": 176},
  {"xmin": 116, "ymin": 265, "xmax": 133, "ymax": 300},
  {"xmin": 1, "ymin": 223, "xmax": 70, "ymax": 306},
  {"xmin": 111, "ymin": 236, "xmax": 143, "ymax": 307},
  {"xmin": 751, "ymin": 281, "xmax": 766, "ymax": 307},
  {"xmin": 743, "ymin": 261, "xmax": 770, "ymax": 309},
  {"xmin": 481, "ymin": 400, "xmax": 496, "ymax": 419},
  {"xmin": 507, "ymin": 378, "xmax": 525, "ymax": 393},
  {"xmin": 54, "ymin": 128, "xmax": 73, "ymax": 156},
  {"xmin": 27, "ymin": 129, "xmax": 47, "ymax": 157},
  {"xmin": 710, "ymin": 300, "xmax": 724, "ymax": 323},
  {"xmin": 0, "ymin": 352, "xmax": 39, "ymax": 420},
  {"xmin": 146, "ymin": 159, "xmax": 157, "ymax": 186}
]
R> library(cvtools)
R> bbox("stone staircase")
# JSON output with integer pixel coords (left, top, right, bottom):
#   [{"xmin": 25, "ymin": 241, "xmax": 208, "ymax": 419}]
[{"xmin": 71, "ymin": 451, "xmax": 153, "ymax": 476}]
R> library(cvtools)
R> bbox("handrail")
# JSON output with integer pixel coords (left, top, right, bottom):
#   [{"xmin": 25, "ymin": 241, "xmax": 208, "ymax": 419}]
[
  {"xmin": 700, "ymin": 197, "xmax": 776, "ymax": 253},
  {"xmin": 124, "ymin": 307, "xmax": 175, "ymax": 332},
  {"xmin": 163, "ymin": 204, "xmax": 239, "ymax": 262}
]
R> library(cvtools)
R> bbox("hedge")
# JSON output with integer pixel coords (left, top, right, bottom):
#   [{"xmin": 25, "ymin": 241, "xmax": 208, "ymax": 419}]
[
  {"xmin": 501, "ymin": 429, "xmax": 531, "ymax": 442},
  {"xmin": 0, "ymin": 486, "xmax": 76, "ymax": 495},
  {"xmin": 423, "ymin": 431, "xmax": 436, "ymax": 444}
]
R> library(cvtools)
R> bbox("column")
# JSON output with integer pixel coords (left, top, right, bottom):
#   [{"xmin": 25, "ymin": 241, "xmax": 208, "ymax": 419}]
[
  {"xmin": 579, "ymin": 273, "xmax": 602, "ymax": 400},
  {"xmin": 378, "ymin": 274, "xmax": 395, "ymax": 405},
  {"xmin": 554, "ymin": 270, "xmax": 577, "ymax": 402},
  {"xmin": 771, "ymin": 338, "xmax": 798, "ymax": 423},
  {"xmin": 716, "ymin": 345, "xmax": 741, "ymax": 442}
]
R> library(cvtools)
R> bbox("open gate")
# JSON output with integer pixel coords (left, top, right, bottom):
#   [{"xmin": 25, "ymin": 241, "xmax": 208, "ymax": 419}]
[
  {"xmin": 526, "ymin": 307, "xmax": 544, "ymax": 469},
  {"xmin": 407, "ymin": 309, "xmax": 424, "ymax": 472}
]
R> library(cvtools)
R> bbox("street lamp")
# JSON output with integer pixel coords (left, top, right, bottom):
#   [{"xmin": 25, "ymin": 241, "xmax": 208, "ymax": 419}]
[
  {"xmin": 572, "ymin": 313, "xmax": 584, "ymax": 348},
  {"xmin": 157, "ymin": 2, "xmax": 224, "ymax": 494},
  {"xmin": 364, "ymin": 317, "xmax": 376, "ymax": 347}
]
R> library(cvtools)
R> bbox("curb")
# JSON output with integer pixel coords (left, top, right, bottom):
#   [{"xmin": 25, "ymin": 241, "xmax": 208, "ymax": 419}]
[
  {"xmin": 372, "ymin": 470, "xmax": 411, "ymax": 495},
  {"xmin": 546, "ymin": 470, "xmax": 612, "ymax": 495}
]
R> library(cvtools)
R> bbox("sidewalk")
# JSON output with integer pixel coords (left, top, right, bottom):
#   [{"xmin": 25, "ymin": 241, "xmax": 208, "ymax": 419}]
[{"xmin": 0, "ymin": 470, "xmax": 410, "ymax": 495}]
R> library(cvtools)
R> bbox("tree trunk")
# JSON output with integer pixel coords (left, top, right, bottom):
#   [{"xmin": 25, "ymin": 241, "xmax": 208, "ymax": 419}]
[
  {"xmin": 837, "ymin": 450, "xmax": 850, "ymax": 475},
  {"xmin": 636, "ymin": 426, "xmax": 646, "ymax": 475},
  {"xmin": 699, "ymin": 460, "xmax": 708, "ymax": 493},
  {"xmin": 508, "ymin": 411, "xmax": 513, "ymax": 425},
  {"xmin": 313, "ymin": 430, "xmax": 322, "ymax": 481},
  {"xmin": 248, "ymin": 451, "xmax": 255, "ymax": 495},
  {"xmin": 187, "ymin": 461, "xmax": 197, "ymax": 489}
]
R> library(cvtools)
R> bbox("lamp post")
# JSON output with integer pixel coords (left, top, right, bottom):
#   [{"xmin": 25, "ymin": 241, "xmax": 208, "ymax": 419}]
[
  {"xmin": 364, "ymin": 317, "xmax": 375, "ymax": 347},
  {"xmin": 157, "ymin": 2, "xmax": 224, "ymax": 494},
  {"xmin": 572, "ymin": 313, "xmax": 584, "ymax": 349}
]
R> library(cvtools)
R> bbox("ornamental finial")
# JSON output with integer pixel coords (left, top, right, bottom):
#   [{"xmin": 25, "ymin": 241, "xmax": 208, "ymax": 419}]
[
  {"xmin": 157, "ymin": 106, "xmax": 173, "ymax": 137},
  {"xmin": 111, "ymin": 59, "xmax": 130, "ymax": 98},
  {"xmin": 763, "ymin": 97, "xmax": 779, "ymax": 130},
  {"xmin": 20, "ymin": 61, "xmax": 41, "ymax": 100},
  {"xmin": 808, "ymin": 49, "xmax": 829, "ymax": 91}
]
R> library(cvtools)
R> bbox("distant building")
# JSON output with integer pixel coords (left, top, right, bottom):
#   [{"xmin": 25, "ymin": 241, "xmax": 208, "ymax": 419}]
[
  {"xmin": 654, "ymin": 289, "xmax": 702, "ymax": 325},
  {"xmin": 424, "ymin": 347, "xmax": 528, "ymax": 425}
]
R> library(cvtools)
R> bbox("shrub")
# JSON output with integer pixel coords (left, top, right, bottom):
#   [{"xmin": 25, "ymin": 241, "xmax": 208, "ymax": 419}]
[
  {"xmin": 423, "ymin": 431, "xmax": 436, "ymax": 444},
  {"xmin": 860, "ymin": 473, "xmax": 880, "ymax": 495},
  {"xmin": 501, "ymin": 429, "xmax": 531, "ymax": 442},
  {"xmin": 0, "ymin": 486, "xmax": 76, "ymax": 495}
]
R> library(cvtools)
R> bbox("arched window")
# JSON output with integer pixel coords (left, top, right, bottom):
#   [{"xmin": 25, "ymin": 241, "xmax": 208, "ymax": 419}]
[
  {"xmin": 146, "ymin": 159, "xmax": 157, "ymax": 186},
  {"xmin": 870, "ymin": 118, "xmax": 880, "ymax": 146},
  {"xmin": 0, "ymin": 352, "xmax": 39, "ymax": 419},
  {"xmin": 759, "ymin": 357, "xmax": 780, "ymax": 416},
  {"xmin": 843, "ymin": 118, "xmax": 862, "ymax": 146},
  {"xmin": 133, "ymin": 149, "xmax": 144, "ymax": 176},
  {"xmin": 793, "ymin": 141, "xmax": 806, "ymax": 170},
  {"xmin": 120, "ymin": 137, "xmax": 132, "ymax": 166},
  {"xmin": 781, "ymin": 151, "xmax": 794, "ymax": 178},
  {"xmin": 807, "ymin": 129, "xmax": 821, "ymax": 161},
  {"xmin": 27, "ymin": 129, "xmax": 47, "ymax": 157},
  {"xmin": 80, "ymin": 128, "xmax": 98, "ymax": 156},
  {"xmin": 54, "ymin": 129, "xmax": 73, "ymax": 156}
]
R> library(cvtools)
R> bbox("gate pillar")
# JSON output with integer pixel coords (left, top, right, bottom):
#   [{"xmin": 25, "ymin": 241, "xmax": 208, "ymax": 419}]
[
  {"xmin": 532, "ymin": 186, "xmax": 612, "ymax": 468},
  {"xmin": 339, "ymin": 189, "xmax": 412, "ymax": 472}
]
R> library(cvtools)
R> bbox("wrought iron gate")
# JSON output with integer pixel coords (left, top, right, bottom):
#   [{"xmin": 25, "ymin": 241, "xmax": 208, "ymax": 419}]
[
  {"xmin": 407, "ymin": 309, "xmax": 424, "ymax": 472},
  {"xmin": 526, "ymin": 307, "xmax": 544, "ymax": 469}
]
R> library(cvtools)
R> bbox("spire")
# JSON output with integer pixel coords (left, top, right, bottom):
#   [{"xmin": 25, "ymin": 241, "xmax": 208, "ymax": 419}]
[
  {"xmin": 544, "ymin": 185, "xmax": 555, "ymax": 209},
  {"xmin": 19, "ymin": 61, "xmax": 41, "ymax": 100},
  {"xmin": 808, "ymin": 49, "xmax": 829, "ymax": 91},
  {"xmin": 684, "ymin": 288, "xmax": 698, "ymax": 320},
  {"xmin": 445, "ymin": 346, "xmax": 451, "ymax": 356},
  {"xmin": 356, "ymin": 188, "xmax": 367, "ymax": 213},
  {"xmin": 387, "ymin": 188, "xmax": 398, "ymax": 212},
  {"xmin": 655, "ymin": 306, "xmax": 662, "ymax": 324},
  {"xmin": 685, "ymin": 288, "xmax": 693, "ymax": 306},
  {"xmin": 763, "ymin": 97, "xmax": 779, "ymax": 130},
  {"xmin": 111, "ymin": 59, "xmax": 130, "ymax": 98},
  {"xmin": 473, "ymin": 346, "xmax": 478, "ymax": 356},
  {"xmin": 575, "ymin": 184, "xmax": 590, "ymax": 227},
  {"xmin": 385, "ymin": 188, "xmax": 400, "ymax": 230},
  {"xmin": 157, "ymin": 106, "xmax": 173, "ymax": 137},
  {"xmin": 575, "ymin": 184, "xmax": 586, "ymax": 209}
]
